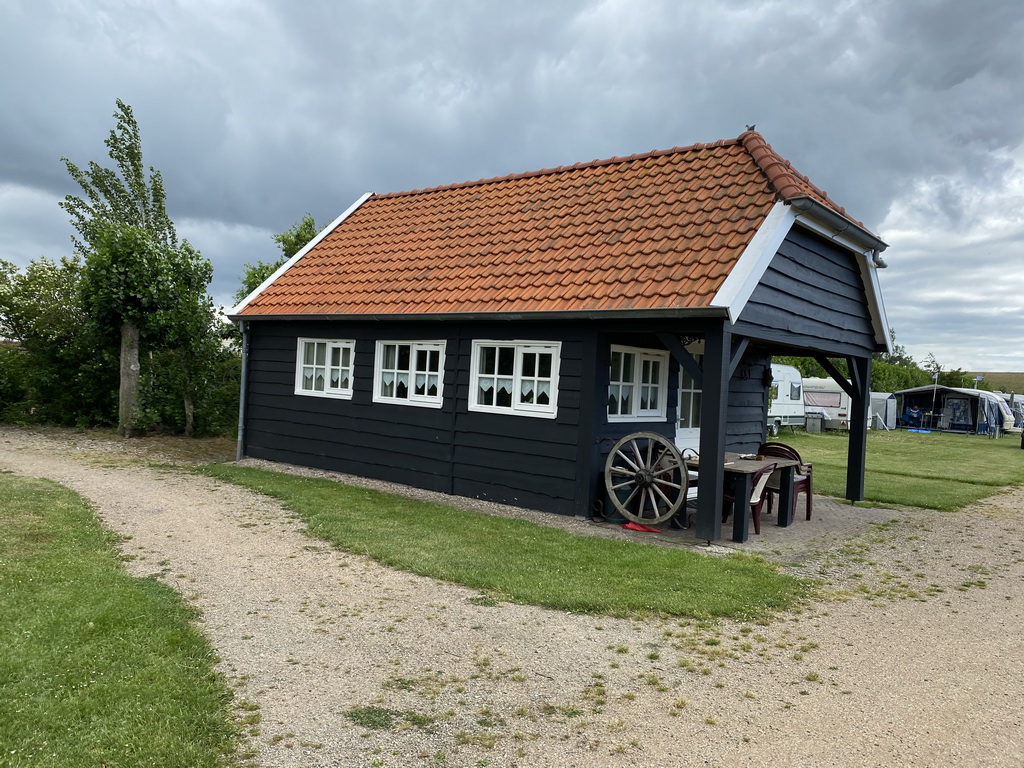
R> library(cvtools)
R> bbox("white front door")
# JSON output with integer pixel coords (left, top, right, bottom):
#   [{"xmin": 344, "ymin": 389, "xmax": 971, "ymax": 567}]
[{"xmin": 676, "ymin": 359, "xmax": 702, "ymax": 452}]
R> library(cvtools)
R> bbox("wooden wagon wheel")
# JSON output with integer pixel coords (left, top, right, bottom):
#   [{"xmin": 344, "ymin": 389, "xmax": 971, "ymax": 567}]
[{"xmin": 604, "ymin": 431, "xmax": 688, "ymax": 525}]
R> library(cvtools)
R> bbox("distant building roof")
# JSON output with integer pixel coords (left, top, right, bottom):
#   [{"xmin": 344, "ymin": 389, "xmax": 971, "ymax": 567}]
[{"xmin": 235, "ymin": 131, "xmax": 874, "ymax": 318}]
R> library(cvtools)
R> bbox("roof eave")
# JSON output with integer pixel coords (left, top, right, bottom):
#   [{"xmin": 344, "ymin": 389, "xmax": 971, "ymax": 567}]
[
  {"xmin": 228, "ymin": 307, "xmax": 732, "ymax": 324},
  {"xmin": 228, "ymin": 192, "xmax": 374, "ymax": 316},
  {"xmin": 788, "ymin": 196, "xmax": 888, "ymax": 255}
]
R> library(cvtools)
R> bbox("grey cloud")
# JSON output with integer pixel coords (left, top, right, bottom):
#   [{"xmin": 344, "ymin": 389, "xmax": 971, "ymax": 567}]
[{"xmin": 1, "ymin": 0, "xmax": 1023, "ymax": 368}]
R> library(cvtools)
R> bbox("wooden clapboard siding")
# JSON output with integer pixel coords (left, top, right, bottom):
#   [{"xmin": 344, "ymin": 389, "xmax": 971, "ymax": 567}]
[
  {"xmin": 243, "ymin": 321, "xmax": 586, "ymax": 515},
  {"xmin": 735, "ymin": 227, "xmax": 878, "ymax": 356},
  {"xmin": 726, "ymin": 352, "xmax": 772, "ymax": 453}
]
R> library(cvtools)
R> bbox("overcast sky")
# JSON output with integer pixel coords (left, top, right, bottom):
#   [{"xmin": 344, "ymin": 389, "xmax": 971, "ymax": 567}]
[{"xmin": 2, "ymin": 0, "xmax": 1022, "ymax": 372}]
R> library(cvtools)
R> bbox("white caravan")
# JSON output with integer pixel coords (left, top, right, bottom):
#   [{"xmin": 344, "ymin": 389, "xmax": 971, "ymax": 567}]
[
  {"xmin": 767, "ymin": 364, "xmax": 805, "ymax": 436},
  {"xmin": 802, "ymin": 377, "xmax": 852, "ymax": 430}
]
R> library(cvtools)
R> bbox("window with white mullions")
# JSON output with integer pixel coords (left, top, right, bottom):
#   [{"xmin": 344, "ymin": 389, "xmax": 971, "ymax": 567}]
[
  {"xmin": 470, "ymin": 340, "xmax": 561, "ymax": 418},
  {"xmin": 607, "ymin": 345, "xmax": 669, "ymax": 420},
  {"xmin": 295, "ymin": 338, "xmax": 355, "ymax": 399},
  {"xmin": 374, "ymin": 340, "xmax": 446, "ymax": 407}
]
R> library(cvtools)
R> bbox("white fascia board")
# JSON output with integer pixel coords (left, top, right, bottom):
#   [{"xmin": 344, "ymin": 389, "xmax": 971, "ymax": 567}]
[
  {"xmin": 860, "ymin": 256, "xmax": 892, "ymax": 353},
  {"xmin": 710, "ymin": 201, "xmax": 795, "ymax": 323},
  {"xmin": 228, "ymin": 192, "xmax": 374, "ymax": 316},
  {"xmin": 792, "ymin": 213, "xmax": 892, "ymax": 353}
]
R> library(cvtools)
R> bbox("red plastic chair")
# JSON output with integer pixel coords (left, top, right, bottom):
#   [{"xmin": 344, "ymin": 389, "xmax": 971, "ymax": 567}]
[{"xmin": 758, "ymin": 442, "xmax": 813, "ymax": 522}]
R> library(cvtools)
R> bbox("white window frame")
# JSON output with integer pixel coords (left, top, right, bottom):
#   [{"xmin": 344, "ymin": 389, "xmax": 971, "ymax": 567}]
[
  {"xmin": 372, "ymin": 340, "xmax": 447, "ymax": 408},
  {"xmin": 295, "ymin": 338, "xmax": 355, "ymax": 399},
  {"xmin": 469, "ymin": 340, "xmax": 561, "ymax": 419},
  {"xmin": 607, "ymin": 345, "xmax": 669, "ymax": 421}
]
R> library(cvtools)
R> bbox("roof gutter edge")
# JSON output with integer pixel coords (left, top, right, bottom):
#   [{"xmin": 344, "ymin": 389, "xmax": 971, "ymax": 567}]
[
  {"xmin": 788, "ymin": 196, "xmax": 889, "ymax": 259},
  {"xmin": 228, "ymin": 307, "xmax": 732, "ymax": 323}
]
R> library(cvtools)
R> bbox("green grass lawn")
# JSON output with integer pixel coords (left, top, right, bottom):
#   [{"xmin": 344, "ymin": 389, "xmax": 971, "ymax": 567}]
[
  {"xmin": 772, "ymin": 429, "xmax": 1024, "ymax": 510},
  {"xmin": 199, "ymin": 464, "xmax": 810, "ymax": 620},
  {"xmin": 0, "ymin": 473, "xmax": 239, "ymax": 768}
]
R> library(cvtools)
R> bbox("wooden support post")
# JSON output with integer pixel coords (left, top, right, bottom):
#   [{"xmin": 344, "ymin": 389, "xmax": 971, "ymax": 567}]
[
  {"xmin": 846, "ymin": 356, "xmax": 871, "ymax": 502},
  {"xmin": 694, "ymin": 323, "xmax": 730, "ymax": 542}
]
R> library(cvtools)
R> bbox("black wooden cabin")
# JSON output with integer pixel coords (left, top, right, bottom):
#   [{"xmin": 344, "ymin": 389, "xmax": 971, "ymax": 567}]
[{"xmin": 232, "ymin": 131, "xmax": 890, "ymax": 542}]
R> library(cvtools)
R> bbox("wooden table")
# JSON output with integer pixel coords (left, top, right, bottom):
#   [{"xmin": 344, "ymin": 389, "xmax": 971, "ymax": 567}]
[{"xmin": 686, "ymin": 452, "xmax": 800, "ymax": 543}]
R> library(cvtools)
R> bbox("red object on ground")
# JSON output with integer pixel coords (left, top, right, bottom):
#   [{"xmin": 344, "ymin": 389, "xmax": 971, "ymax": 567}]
[{"xmin": 622, "ymin": 522, "xmax": 661, "ymax": 533}]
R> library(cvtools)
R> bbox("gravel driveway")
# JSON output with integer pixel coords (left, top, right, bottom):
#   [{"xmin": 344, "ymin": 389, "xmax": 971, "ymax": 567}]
[{"xmin": 3, "ymin": 426, "xmax": 1023, "ymax": 767}]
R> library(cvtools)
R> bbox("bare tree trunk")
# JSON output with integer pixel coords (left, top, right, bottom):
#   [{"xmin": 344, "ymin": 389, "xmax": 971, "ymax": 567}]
[
  {"xmin": 183, "ymin": 392, "xmax": 195, "ymax": 437},
  {"xmin": 118, "ymin": 320, "xmax": 141, "ymax": 437}
]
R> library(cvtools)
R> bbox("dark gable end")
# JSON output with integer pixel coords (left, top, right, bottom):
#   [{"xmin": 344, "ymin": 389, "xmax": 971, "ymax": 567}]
[{"xmin": 734, "ymin": 226, "xmax": 879, "ymax": 357}]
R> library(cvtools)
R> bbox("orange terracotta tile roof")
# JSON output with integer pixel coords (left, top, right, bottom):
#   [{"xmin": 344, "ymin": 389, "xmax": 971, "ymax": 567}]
[{"xmin": 237, "ymin": 131, "xmax": 862, "ymax": 318}]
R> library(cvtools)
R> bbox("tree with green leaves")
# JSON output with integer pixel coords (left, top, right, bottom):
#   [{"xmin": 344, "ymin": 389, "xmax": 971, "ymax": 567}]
[
  {"xmin": 233, "ymin": 213, "xmax": 319, "ymax": 305},
  {"xmin": 0, "ymin": 256, "xmax": 115, "ymax": 424},
  {"xmin": 61, "ymin": 100, "xmax": 218, "ymax": 436}
]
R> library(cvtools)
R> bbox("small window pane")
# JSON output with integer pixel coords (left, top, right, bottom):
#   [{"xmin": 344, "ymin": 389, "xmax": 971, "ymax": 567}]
[
  {"xmin": 397, "ymin": 345, "xmax": 410, "ymax": 370},
  {"xmin": 521, "ymin": 352, "xmax": 536, "ymax": 378},
  {"xmin": 538, "ymin": 353, "xmax": 552, "ymax": 378},
  {"xmin": 497, "ymin": 347, "xmax": 514, "ymax": 376},
  {"xmin": 384, "ymin": 344, "xmax": 397, "ymax": 369},
  {"xmin": 621, "ymin": 353, "xmax": 636, "ymax": 382},
  {"xmin": 480, "ymin": 346, "xmax": 496, "ymax": 374},
  {"xmin": 497, "ymin": 380, "xmax": 513, "ymax": 407},
  {"xmin": 611, "ymin": 351, "xmax": 623, "ymax": 380}
]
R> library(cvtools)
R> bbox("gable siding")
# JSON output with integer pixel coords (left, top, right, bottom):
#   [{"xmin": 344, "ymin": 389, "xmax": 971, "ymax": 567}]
[
  {"xmin": 243, "ymin": 321, "xmax": 585, "ymax": 516},
  {"xmin": 734, "ymin": 226, "xmax": 878, "ymax": 357}
]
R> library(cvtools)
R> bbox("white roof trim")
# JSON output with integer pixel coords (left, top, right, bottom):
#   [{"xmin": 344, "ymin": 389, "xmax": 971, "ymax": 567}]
[
  {"xmin": 229, "ymin": 192, "xmax": 374, "ymax": 316},
  {"xmin": 709, "ymin": 201, "xmax": 795, "ymax": 323},
  {"xmin": 860, "ymin": 252, "xmax": 892, "ymax": 352}
]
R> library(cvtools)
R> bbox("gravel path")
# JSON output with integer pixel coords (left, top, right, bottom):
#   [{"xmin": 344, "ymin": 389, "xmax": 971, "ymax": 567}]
[{"xmin": 3, "ymin": 426, "xmax": 1023, "ymax": 767}]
